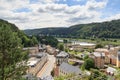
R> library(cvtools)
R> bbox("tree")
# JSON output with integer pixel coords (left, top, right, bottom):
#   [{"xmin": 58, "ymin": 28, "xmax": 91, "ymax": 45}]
[
  {"xmin": 65, "ymin": 48, "xmax": 68, "ymax": 52},
  {"xmin": 0, "ymin": 25, "xmax": 27, "ymax": 80},
  {"xmin": 57, "ymin": 43, "xmax": 64, "ymax": 51},
  {"xmin": 21, "ymin": 35, "xmax": 30, "ymax": 47},
  {"xmin": 31, "ymin": 36, "xmax": 38, "ymax": 45},
  {"xmin": 83, "ymin": 55, "xmax": 89, "ymax": 60},
  {"xmin": 95, "ymin": 43, "xmax": 104, "ymax": 49},
  {"xmin": 83, "ymin": 58, "xmax": 94, "ymax": 70},
  {"xmin": 29, "ymin": 36, "xmax": 38, "ymax": 46},
  {"xmin": 63, "ymin": 39, "xmax": 68, "ymax": 43},
  {"xmin": 37, "ymin": 36, "xmax": 58, "ymax": 47}
]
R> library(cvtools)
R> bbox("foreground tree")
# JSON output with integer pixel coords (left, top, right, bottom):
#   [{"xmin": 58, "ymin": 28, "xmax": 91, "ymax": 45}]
[{"xmin": 0, "ymin": 25, "xmax": 27, "ymax": 80}]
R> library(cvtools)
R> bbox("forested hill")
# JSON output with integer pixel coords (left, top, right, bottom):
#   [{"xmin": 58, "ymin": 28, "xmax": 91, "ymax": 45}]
[
  {"xmin": 24, "ymin": 27, "xmax": 69, "ymax": 36},
  {"xmin": 25, "ymin": 19, "xmax": 120, "ymax": 38},
  {"xmin": 0, "ymin": 19, "xmax": 19, "ymax": 32},
  {"xmin": 0, "ymin": 19, "xmax": 38, "ymax": 47}
]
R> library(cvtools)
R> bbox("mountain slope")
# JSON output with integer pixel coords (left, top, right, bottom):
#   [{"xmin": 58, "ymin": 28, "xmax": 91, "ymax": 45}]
[
  {"xmin": 24, "ymin": 27, "xmax": 69, "ymax": 36},
  {"xmin": 0, "ymin": 19, "xmax": 19, "ymax": 32},
  {"xmin": 24, "ymin": 19, "xmax": 120, "ymax": 38}
]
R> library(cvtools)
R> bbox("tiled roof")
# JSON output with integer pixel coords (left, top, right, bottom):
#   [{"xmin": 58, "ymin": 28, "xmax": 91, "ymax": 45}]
[
  {"xmin": 42, "ymin": 76, "xmax": 54, "ymax": 80},
  {"xmin": 107, "ymin": 54, "xmax": 116, "ymax": 59},
  {"xmin": 36, "ymin": 52, "xmax": 47, "ymax": 57},
  {"xmin": 59, "ymin": 62, "xmax": 81, "ymax": 74},
  {"xmin": 56, "ymin": 51, "xmax": 69, "ymax": 57}
]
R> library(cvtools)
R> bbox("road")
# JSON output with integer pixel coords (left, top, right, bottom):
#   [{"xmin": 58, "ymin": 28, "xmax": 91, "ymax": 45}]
[{"xmin": 36, "ymin": 54, "xmax": 55, "ymax": 78}]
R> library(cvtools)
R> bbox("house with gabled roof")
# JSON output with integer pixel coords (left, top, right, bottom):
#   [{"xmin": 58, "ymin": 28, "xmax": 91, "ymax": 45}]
[{"xmin": 56, "ymin": 51, "xmax": 69, "ymax": 65}]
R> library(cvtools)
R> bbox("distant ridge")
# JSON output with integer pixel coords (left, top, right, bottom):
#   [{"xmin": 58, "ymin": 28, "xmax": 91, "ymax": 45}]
[{"xmin": 24, "ymin": 19, "xmax": 120, "ymax": 38}]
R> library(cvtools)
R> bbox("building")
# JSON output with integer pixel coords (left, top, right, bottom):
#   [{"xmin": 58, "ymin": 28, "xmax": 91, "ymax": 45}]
[
  {"xmin": 93, "ymin": 52, "xmax": 105, "ymax": 68},
  {"xmin": 95, "ymin": 48, "xmax": 109, "ymax": 54},
  {"xmin": 105, "ymin": 55, "xmax": 110, "ymax": 64},
  {"xmin": 117, "ymin": 50, "xmax": 120, "ymax": 67},
  {"xmin": 27, "ymin": 52, "xmax": 48, "ymax": 76},
  {"xmin": 68, "ymin": 44, "xmax": 83, "ymax": 51},
  {"xmin": 108, "ymin": 55, "xmax": 117, "ymax": 65},
  {"xmin": 56, "ymin": 51, "xmax": 69, "ymax": 65},
  {"xmin": 46, "ymin": 45, "xmax": 59, "ymax": 56},
  {"xmin": 23, "ymin": 47, "xmax": 39, "ymax": 54},
  {"xmin": 39, "ymin": 44, "xmax": 46, "ymax": 52},
  {"xmin": 59, "ymin": 62, "xmax": 81, "ymax": 76},
  {"xmin": 95, "ymin": 47, "xmax": 120, "ymax": 67},
  {"xmin": 109, "ymin": 47, "xmax": 120, "ymax": 56}
]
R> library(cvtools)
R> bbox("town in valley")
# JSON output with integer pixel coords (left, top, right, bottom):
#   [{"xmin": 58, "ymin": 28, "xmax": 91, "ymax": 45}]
[{"xmin": 0, "ymin": 0, "xmax": 120, "ymax": 80}]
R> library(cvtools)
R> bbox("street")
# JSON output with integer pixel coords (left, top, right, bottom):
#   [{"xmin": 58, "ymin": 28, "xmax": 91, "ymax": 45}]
[{"xmin": 36, "ymin": 54, "xmax": 56, "ymax": 78}]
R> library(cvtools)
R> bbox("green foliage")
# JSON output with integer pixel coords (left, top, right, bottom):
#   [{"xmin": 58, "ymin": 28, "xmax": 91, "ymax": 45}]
[
  {"xmin": 57, "ymin": 43, "xmax": 64, "ymax": 51},
  {"xmin": 83, "ymin": 58, "xmax": 95, "ymax": 70},
  {"xmin": 24, "ymin": 19, "xmax": 120, "ymax": 38},
  {"xmin": 36, "ymin": 36, "xmax": 58, "ymax": 47},
  {"xmin": 114, "ymin": 69, "xmax": 120, "ymax": 80},
  {"xmin": 20, "ymin": 33, "xmax": 38, "ymax": 47},
  {"xmin": 28, "ymin": 36, "xmax": 38, "ymax": 47},
  {"xmin": 55, "ymin": 76, "xmax": 64, "ymax": 80},
  {"xmin": 65, "ymin": 48, "xmax": 68, "ymax": 52},
  {"xmin": 51, "ymin": 69, "xmax": 54, "ymax": 77},
  {"xmin": 89, "ymin": 69, "xmax": 108, "ymax": 80},
  {"xmin": 0, "ymin": 19, "xmax": 38, "ymax": 47},
  {"xmin": 63, "ymin": 39, "xmax": 68, "ymax": 43},
  {"xmin": 54, "ymin": 74, "xmax": 76, "ymax": 80},
  {"xmin": 81, "ymin": 64, "xmax": 85, "ymax": 71},
  {"xmin": 95, "ymin": 43, "xmax": 104, "ymax": 49},
  {"xmin": 84, "ymin": 55, "xmax": 89, "ymax": 60},
  {"xmin": 0, "ymin": 25, "xmax": 28, "ymax": 79}
]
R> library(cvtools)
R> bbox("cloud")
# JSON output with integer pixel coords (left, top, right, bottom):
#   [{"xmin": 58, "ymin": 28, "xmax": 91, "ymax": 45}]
[
  {"xmin": 0, "ymin": 0, "xmax": 119, "ymax": 30},
  {"xmin": 86, "ymin": 0, "xmax": 107, "ymax": 10},
  {"xmin": 40, "ymin": 3, "xmax": 67, "ymax": 12}
]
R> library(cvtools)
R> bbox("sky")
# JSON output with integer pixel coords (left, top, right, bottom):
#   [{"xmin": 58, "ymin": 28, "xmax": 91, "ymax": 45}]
[{"xmin": 0, "ymin": 0, "xmax": 120, "ymax": 30}]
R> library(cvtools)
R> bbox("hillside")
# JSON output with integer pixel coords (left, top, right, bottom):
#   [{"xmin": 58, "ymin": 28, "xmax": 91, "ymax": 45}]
[
  {"xmin": 24, "ymin": 27, "xmax": 69, "ymax": 36},
  {"xmin": 0, "ymin": 19, "xmax": 38, "ymax": 47},
  {"xmin": 24, "ymin": 19, "xmax": 120, "ymax": 38},
  {"xmin": 0, "ymin": 19, "xmax": 19, "ymax": 32}
]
